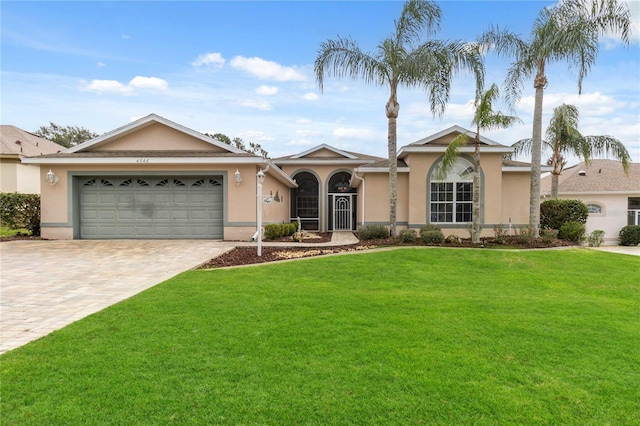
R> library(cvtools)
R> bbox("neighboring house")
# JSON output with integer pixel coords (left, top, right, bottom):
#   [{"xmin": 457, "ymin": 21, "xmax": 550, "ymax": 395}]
[
  {"xmin": 541, "ymin": 159, "xmax": 640, "ymax": 245},
  {"xmin": 23, "ymin": 114, "xmax": 541, "ymax": 241},
  {"xmin": 1, "ymin": 125, "xmax": 63, "ymax": 193}
]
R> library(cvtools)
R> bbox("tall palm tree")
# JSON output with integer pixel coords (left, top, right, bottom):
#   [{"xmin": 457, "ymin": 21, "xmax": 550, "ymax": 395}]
[
  {"xmin": 440, "ymin": 83, "xmax": 521, "ymax": 244},
  {"xmin": 314, "ymin": 0, "xmax": 483, "ymax": 236},
  {"xmin": 508, "ymin": 103, "xmax": 631, "ymax": 199},
  {"xmin": 480, "ymin": 0, "xmax": 631, "ymax": 235}
]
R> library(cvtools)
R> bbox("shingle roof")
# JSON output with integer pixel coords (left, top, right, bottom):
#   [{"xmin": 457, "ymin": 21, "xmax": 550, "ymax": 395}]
[
  {"xmin": 0, "ymin": 125, "xmax": 63, "ymax": 157},
  {"xmin": 541, "ymin": 159, "xmax": 640, "ymax": 194},
  {"xmin": 28, "ymin": 150, "xmax": 258, "ymax": 159}
]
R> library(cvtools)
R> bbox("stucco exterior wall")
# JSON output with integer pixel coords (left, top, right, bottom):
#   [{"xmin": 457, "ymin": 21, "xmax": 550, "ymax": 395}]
[
  {"xmin": 555, "ymin": 193, "xmax": 634, "ymax": 245},
  {"xmin": 92, "ymin": 123, "xmax": 224, "ymax": 152},
  {"xmin": 501, "ymin": 172, "xmax": 531, "ymax": 227},
  {"xmin": 1, "ymin": 159, "xmax": 18, "ymax": 193}
]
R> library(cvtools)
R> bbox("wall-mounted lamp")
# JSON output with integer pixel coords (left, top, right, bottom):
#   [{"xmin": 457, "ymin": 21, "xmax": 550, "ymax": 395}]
[
  {"xmin": 234, "ymin": 169, "xmax": 243, "ymax": 185},
  {"xmin": 45, "ymin": 169, "xmax": 59, "ymax": 186}
]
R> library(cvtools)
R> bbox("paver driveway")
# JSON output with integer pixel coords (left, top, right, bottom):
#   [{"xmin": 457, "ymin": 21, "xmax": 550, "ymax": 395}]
[{"xmin": 0, "ymin": 240, "xmax": 235, "ymax": 354}]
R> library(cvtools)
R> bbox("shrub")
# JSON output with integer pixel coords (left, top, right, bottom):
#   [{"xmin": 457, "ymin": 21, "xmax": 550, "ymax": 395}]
[
  {"xmin": 559, "ymin": 221, "xmax": 586, "ymax": 243},
  {"xmin": 357, "ymin": 224, "xmax": 389, "ymax": 240},
  {"xmin": 399, "ymin": 229, "xmax": 417, "ymax": 243},
  {"xmin": 619, "ymin": 225, "xmax": 640, "ymax": 246},
  {"xmin": 587, "ymin": 230, "xmax": 605, "ymax": 247},
  {"xmin": 515, "ymin": 226, "xmax": 535, "ymax": 245},
  {"xmin": 0, "ymin": 193, "xmax": 40, "ymax": 235},
  {"xmin": 540, "ymin": 228, "xmax": 559, "ymax": 244},
  {"xmin": 264, "ymin": 223, "xmax": 297, "ymax": 240},
  {"xmin": 421, "ymin": 230, "xmax": 444, "ymax": 244},
  {"xmin": 540, "ymin": 199, "xmax": 589, "ymax": 230}
]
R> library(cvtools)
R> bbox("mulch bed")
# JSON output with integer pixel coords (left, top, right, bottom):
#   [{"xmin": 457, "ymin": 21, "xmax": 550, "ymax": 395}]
[{"xmin": 199, "ymin": 235, "xmax": 576, "ymax": 269}]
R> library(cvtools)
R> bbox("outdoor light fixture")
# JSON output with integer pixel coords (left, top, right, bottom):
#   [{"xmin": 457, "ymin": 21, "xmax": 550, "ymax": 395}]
[
  {"xmin": 336, "ymin": 180, "xmax": 350, "ymax": 192},
  {"xmin": 234, "ymin": 169, "xmax": 243, "ymax": 185},
  {"xmin": 45, "ymin": 169, "xmax": 59, "ymax": 186}
]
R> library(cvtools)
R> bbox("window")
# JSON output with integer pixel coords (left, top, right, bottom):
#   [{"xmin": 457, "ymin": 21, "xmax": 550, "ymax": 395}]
[
  {"xmin": 586, "ymin": 203, "xmax": 602, "ymax": 214},
  {"xmin": 290, "ymin": 172, "xmax": 319, "ymax": 230},
  {"xmin": 628, "ymin": 197, "xmax": 640, "ymax": 226},
  {"xmin": 429, "ymin": 157, "xmax": 474, "ymax": 224}
]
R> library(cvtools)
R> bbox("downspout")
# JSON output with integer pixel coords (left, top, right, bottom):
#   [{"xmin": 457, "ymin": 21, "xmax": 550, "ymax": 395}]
[{"xmin": 352, "ymin": 169, "xmax": 365, "ymax": 227}]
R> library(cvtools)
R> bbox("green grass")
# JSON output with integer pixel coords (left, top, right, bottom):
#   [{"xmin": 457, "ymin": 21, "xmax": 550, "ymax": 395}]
[
  {"xmin": 1, "ymin": 248, "xmax": 638, "ymax": 425},
  {"xmin": 0, "ymin": 226, "xmax": 30, "ymax": 237}
]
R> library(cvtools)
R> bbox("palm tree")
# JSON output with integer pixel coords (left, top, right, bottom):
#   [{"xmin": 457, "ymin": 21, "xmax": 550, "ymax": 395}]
[
  {"xmin": 440, "ymin": 83, "xmax": 521, "ymax": 244},
  {"xmin": 508, "ymin": 103, "xmax": 631, "ymax": 199},
  {"xmin": 314, "ymin": 0, "xmax": 483, "ymax": 236},
  {"xmin": 480, "ymin": 0, "xmax": 631, "ymax": 235}
]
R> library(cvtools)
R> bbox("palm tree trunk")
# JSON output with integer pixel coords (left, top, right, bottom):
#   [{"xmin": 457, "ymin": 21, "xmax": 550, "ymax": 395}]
[
  {"xmin": 386, "ymin": 93, "xmax": 399, "ymax": 237},
  {"xmin": 530, "ymin": 66, "xmax": 546, "ymax": 237},
  {"xmin": 472, "ymin": 136, "xmax": 481, "ymax": 244},
  {"xmin": 551, "ymin": 173, "xmax": 559, "ymax": 199}
]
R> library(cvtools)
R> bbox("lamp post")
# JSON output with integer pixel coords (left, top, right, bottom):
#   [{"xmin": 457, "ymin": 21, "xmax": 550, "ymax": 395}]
[{"xmin": 256, "ymin": 169, "xmax": 265, "ymax": 256}]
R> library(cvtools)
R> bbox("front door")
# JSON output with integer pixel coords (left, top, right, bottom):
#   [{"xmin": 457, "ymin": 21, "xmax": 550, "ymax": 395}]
[{"xmin": 333, "ymin": 195, "xmax": 352, "ymax": 231}]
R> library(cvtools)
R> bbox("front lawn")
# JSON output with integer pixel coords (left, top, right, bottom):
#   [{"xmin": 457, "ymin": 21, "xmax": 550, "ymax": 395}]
[{"xmin": 1, "ymin": 248, "xmax": 638, "ymax": 425}]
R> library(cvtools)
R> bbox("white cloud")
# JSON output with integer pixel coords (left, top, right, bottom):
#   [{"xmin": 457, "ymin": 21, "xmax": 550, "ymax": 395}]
[
  {"xmin": 80, "ymin": 76, "xmax": 168, "ymax": 95},
  {"xmin": 97, "ymin": 62, "xmax": 106, "ymax": 68},
  {"xmin": 239, "ymin": 99, "xmax": 273, "ymax": 111},
  {"xmin": 332, "ymin": 127, "xmax": 377, "ymax": 140},
  {"xmin": 230, "ymin": 56, "xmax": 307, "ymax": 81},
  {"xmin": 129, "ymin": 76, "xmax": 168, "ymax": 90},
  {"xmin": 302, "ymin": 92, "xmax": 319, "ymax": 101},
  {"xmin": 80, "ymin": 79, "xmax": 134, "ymax": 95},
  {"xmin": 517, "ymin": 91, "xmax": 626, "ymax": 116},
  {"xmin": 296, "ymin": 129, "xmax": 320, "ymax": 137},
  {"xmin": 191, "ymin": 52, "xmax": 226, "ymax": 68},
  {"xmin": 120, "ymin": 34, "xmax": 130, "ymax": 40},
  {"xmin": 255, "ymin": 85, "xmax": 278, "ymax": 95}
]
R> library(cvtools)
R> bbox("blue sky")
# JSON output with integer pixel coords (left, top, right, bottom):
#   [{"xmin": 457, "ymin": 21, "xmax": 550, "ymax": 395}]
[{"xmin": 2, "ymin": 0, "xmax": 639, "ymax": 163}]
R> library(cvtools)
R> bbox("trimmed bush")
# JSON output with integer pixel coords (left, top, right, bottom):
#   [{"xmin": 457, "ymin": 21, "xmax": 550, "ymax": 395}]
[
  {"xmin": 587, "ymin": 230, "xmax": 605, "ymax": 247},
  {"xmin": 357, "ymin": 224, "xmax": 389, "ymax": 240},
  {"xmin": 0, "ymin": 193, "xmax": 40, "ymax": 235},
  {"xmin": 540, "ymin": 228, "xmax": 559, "ymax": 244},
  {"xmin": 399, "ymin": 229, "xmax": 417, "ymax": 243},
  {"xmin": 540, "ymin": 199, "xmax": 589, "ymax": 230},
  {"xmin": 619, "ymin": 225, "xmax": 640, "ymax": 246},
  {"xmin": 264, "ymin": 223, "xmax": 297, "ymax": 240},
  {"xmin": 559, "ymin": 221, "xmax": 586, "ymax": 243}
]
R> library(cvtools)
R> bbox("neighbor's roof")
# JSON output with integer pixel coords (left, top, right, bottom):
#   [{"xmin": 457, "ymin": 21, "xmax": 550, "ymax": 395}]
[
  {"xmin": 274, "ymin": 143, "xmax": 384, "ymax": 165},
  {"xmin": 541, "ymin": 159, "xmax": 640, "ymax": 195},
  {"xmin": 0, "ymin": 125, "xmax": 63, "ymax": 157}
]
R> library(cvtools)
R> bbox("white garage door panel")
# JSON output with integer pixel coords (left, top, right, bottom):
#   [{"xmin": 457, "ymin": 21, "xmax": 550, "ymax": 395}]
[{"xmin": 79, "ymin": 176, "xmax": 223, "ymax": 239}]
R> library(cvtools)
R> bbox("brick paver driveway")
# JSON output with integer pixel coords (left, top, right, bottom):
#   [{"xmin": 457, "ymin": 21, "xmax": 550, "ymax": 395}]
[{"xmin": 0, "ymin": 240, "xmax": 235, "ymax": 354}]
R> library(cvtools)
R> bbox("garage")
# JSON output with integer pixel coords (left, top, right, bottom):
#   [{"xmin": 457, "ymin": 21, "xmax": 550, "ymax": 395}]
[{"xmin": 79, "ymin": 175, "xmax": 223, "ymax": 239}]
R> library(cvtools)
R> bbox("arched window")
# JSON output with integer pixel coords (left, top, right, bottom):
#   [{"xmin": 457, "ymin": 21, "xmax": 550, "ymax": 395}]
[
  {"xmin": 429, "ymin": 157, "xmax": 474, "ymax": 223},
  {"xmin": 586, "ymin": 203, "xmax": 603, "ymax": 214},
  {"xmin": 291, "ymin": 172, "xmax": 320, "ymax": 230}
]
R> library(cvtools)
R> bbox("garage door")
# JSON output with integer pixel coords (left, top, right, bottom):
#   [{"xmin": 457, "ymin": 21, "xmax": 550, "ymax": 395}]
[{"xmin": 79, "ymin": 176, "xmax": 223, "ymax": 239}]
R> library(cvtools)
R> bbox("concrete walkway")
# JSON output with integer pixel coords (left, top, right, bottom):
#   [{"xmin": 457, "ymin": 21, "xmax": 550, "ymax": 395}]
[{"xmin": 0, "ymin": 233, "xmax": 358, "ymax": 354}]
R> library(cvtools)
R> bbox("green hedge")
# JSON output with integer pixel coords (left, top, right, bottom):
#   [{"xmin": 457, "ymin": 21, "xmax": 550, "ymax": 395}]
[
  {"xmin": 264, "ymin": 223, "xmax": 297, "ymax": 240},
  {"xmin": 540, "ymin": 199, "xmax": 588, "ymax": 231},
  {"xmin": 0, "ymin": 193, "xmax": 41, "ymax": 235},
  {"xmin": 357, "ymin": 224, "xmax": 389, "ymax": 240},
  {"xmin": 619, "ymin": 225, "xmax": 640, "ymax": 246}
]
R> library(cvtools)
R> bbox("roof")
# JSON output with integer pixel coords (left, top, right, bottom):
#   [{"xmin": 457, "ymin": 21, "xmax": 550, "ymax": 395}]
[
  {"xmin": 541, "ymin": 159, "xmax": 640, "ymax": 195},
  {"xmin": 398, "ymin": 125, "xmax": 514, "ymax": 158},
  {"xmin": 64, "ymin": 113, "xmax": 246, "ymax": 154},
  {"xmin": 274, "ymin": 144, "xmax": 383, "ymax": 165},
  {"xmin": 0, "ymin": 125, "xmax": 63, "ymax": 157}
]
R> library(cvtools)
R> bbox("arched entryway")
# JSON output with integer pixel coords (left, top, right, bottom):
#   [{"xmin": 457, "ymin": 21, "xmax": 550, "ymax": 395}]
[
  {"xmin": 290, "ymin": 171, "xmax": 320, "ymax": 230},
  {"xmin": 328, "ymin": 171, "xmax": 357, "ymax": 231}
]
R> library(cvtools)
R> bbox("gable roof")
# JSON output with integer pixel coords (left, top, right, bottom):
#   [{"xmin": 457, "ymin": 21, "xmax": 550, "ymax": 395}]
[
  {"xmin": 64, "ymin": 113, "xmax": 246, "ymax": 154},
  {"xmin": 274, "ymin": 144, "xmax": 383, "ymax": 165},
  {"xmin": 541, "ymin": 159, "xmax": 640, "ymax": 195},
  {"xmin": 0, "ymin": 125, "xmax": 63, "ymax": 158},
  {"xmin": 398, "ymin": 125, "xmax": 513, "ymax": 158}
]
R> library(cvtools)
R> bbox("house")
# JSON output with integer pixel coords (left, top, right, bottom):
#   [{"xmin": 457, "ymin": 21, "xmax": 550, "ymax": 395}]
[
  {"xmin": 541, "ymin": 159, "xmax": 640, "ymax": 245},
  {"xmin": 22, "ymin": 114, "xmax": 540, "ymax": 240},
  {"xmin": 1, "ymin": 125, "xmax": 63, "ymax": 193}
]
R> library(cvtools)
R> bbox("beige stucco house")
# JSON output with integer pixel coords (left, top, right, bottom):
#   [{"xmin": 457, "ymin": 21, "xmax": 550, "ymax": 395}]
[
  {"xmin": 23, "ymin": 114, "xmax": 538, "ymax": 240},
  {"xmin": 541, "ymin": 159, "xmax": 640, "ymax": 245},
  {"xmin": 1, "ymin": 125, "xmax": 63, "ymax": 193}
]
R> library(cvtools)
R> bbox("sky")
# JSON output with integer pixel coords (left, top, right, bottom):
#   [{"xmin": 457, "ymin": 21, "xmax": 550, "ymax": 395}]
[{"xmin": 2, "ymin": 0, "xmax": 639, "ymax": 165}]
